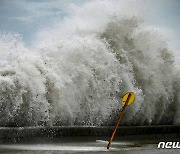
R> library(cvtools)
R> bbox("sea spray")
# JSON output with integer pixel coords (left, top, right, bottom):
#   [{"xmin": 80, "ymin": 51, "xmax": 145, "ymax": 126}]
[{"xmin": 0, "ymin": 0, "xmax": 179, "ymax": 126}]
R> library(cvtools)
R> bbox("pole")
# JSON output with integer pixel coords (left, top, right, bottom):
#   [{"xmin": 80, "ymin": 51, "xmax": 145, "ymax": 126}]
[{"xmin": 107, "ymin": 93, "xmax": 131, "ymax": 149}]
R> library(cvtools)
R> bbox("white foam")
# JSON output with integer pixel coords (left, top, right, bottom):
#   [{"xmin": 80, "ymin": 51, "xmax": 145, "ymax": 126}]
[{"xmin": 0, "ymin": 0, "xmax": 179, "ymax": 126}]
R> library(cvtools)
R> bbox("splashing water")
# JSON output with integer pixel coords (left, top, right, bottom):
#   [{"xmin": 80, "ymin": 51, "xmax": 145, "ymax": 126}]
[{"xmin": 0, "ymin": 0, "xmax": 179, "ymax": 126}]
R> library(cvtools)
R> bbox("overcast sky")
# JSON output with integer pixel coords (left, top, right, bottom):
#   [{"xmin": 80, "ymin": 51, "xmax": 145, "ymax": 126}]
[{"xmin": 0, "ymin": 0, "xmax": 179, "ymax": 58}]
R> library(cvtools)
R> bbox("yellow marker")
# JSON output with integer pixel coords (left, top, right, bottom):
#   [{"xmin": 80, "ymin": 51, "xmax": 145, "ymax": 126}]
[
  {"xmin": 122, "ymin": 92, "xmax": 135, "ymax": 106},
  {"xmin": 107, "ymin": 92, "xmax": 135, "ymax": 149}
]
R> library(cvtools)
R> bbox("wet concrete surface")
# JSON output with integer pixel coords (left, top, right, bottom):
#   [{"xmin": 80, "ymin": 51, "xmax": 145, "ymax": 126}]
[
  {"xmin": 0, "ymin": 137, "xmax": 180, "ymax": 154},
  {"xmin": 0, "ymin": 126, "xmax": 180, "ymax": 153}
]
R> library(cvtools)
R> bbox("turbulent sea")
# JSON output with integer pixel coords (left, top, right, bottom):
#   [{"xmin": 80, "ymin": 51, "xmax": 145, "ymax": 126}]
[{"xmin": 0, "ymin": 0, "xmax": 179, "ymax": 126}]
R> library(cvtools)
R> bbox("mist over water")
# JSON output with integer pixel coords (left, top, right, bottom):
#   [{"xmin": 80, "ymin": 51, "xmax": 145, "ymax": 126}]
[{"xmin": 0, "ymin": 0, "xmax": 179, "ymax": 126}]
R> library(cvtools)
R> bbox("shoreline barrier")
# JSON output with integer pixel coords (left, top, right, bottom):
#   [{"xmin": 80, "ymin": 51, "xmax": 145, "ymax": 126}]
[{"xmin": 0, "ymin": 125, "xmax": 180, "ymax": 143}]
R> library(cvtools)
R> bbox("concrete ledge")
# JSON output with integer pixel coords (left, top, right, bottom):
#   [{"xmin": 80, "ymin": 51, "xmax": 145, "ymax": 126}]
[{"xmin": 0, "ymin": 125, "xmax": 180, "ymax": 143}]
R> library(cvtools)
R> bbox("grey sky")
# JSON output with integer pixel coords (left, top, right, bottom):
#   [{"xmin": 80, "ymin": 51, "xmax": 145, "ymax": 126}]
[{"xmin": 0, "ymin": 0, "xmax": 179, "ymax": 58}]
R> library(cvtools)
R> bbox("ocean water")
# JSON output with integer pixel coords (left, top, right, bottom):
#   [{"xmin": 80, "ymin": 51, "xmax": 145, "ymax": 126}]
[{"xmin": 0, "ymin": 0, "xmax": 179, "ymax": 127}]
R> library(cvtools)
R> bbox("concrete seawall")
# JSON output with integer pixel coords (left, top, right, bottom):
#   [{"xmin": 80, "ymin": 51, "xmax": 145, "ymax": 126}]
[{"xmin": 0, "ymin": 125, "xmax": 180, "ymax": 143}]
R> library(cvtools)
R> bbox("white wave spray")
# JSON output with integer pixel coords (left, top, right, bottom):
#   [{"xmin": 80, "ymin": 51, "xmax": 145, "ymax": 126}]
[{"xmin": 0, "ymin": 0, "xmax": 179, "ymax": 126}]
